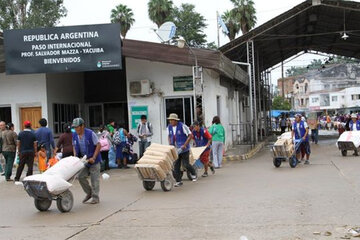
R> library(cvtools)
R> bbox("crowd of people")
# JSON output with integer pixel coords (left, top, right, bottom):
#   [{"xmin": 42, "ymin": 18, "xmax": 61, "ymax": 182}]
[{"xmin": 0, "ymin": 113, "xmax": 226, "ymax": 203}]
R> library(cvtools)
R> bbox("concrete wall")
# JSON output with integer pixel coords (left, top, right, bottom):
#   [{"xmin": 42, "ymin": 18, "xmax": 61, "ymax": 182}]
[
  {"xmin": 46, "ymin": 72, "xmax": 85, "ymax": 132},
  {"xmin": 0, "ymin": 73, "xmax": 47, "ymax": 131},
  {"xmin": 125, "ymin": 58, "xmax": 233, "ymax": 152}
]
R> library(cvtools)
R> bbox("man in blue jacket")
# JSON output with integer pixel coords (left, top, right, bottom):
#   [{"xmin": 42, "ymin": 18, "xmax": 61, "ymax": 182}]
[
  {"xmin": 349, "ymin": 113, "xmax": 360, "ymax": 156},
  {"xmin": 72, "ymin": 118, "xmax": 101, "ymax": 204},
  {"xmin": 167, "ymin": 113, "xmax": 197, "ymax": 187},
  {"xmin": 291, "ymin": 114, "xmax": 310, "ymax": 164},
  {"xmin": 35, "ymin": 118, "xmax": 55, "ymax": 160}
]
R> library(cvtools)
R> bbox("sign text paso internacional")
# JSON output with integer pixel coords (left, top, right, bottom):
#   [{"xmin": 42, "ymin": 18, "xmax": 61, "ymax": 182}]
[{"xmin": 4, "ymin": 23, "xmax": 122, "ymax": 74}]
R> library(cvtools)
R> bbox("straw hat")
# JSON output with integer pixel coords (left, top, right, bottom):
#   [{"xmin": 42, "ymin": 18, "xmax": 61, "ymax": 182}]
[{"xmin": 167, "ymin": 113, "xmax": 180, "ymax": 121}]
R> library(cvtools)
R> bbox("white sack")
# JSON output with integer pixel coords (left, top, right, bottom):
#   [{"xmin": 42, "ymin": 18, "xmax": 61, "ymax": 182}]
[
  {"xmin": 24, "ymin": 174, "xmax": 72, "ymax": 195},
  {"xmin": 44, "ymin": 156, "xmax": 85, "ymax": 181},
  {"xmin": 279, "ymin": 132, "xmax": 292, "ymax": 140},
  {"xmin": 337, "ymin": 131, "xmax": 360, "ymax": 148}
]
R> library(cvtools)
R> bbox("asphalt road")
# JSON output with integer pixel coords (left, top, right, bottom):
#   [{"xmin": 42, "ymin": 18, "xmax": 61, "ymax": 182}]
[{"xmin": 2, "ymin": 136, "xmax": 360, "ymax": 240}]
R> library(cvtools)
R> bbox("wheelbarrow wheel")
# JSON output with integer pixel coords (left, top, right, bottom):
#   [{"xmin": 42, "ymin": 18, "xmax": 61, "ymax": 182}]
[
  {"xmin": 186, "ymin": 167, "xmax": 197, "ymax": 181},
  {"xmin": 273, "ymin": 158, "xmax": 282, "ymax": 168},
  {"xmin": 143, "ymin": 181, "xmax": 155, "ymax": 191},
  {"xmin": 56, "ymin": 190, "xmax": 74, "ymax": 213},
  {"xmin": 289, "ymin": 156, "xmax": 298, "ymax": 168},
  {"xmin": 341, "ymin": 150, "xmax": 347, "ymax": 157},
  {"xmin": 34, "ymin": 198, "xmax": 52, "ymax": 212},
  {"xmin": 161, "ymin": 175, "xmax": 173, "ymax": 192}
]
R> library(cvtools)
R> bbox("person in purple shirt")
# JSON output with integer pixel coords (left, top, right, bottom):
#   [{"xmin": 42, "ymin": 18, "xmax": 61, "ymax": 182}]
[{"xmin": 35, "ymin": 118, "xmax": 55, "ymax": 160}]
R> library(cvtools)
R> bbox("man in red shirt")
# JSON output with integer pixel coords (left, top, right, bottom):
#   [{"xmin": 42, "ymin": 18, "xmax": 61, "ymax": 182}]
[{"xmin": 192, "ymin": 121, "xmax": 215, "ymax": 177}]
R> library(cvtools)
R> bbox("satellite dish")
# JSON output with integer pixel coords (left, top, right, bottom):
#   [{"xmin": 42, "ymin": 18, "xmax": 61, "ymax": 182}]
[{"xmin": 155, "ymin": 22, "xmax": 176, "ymax": 43}]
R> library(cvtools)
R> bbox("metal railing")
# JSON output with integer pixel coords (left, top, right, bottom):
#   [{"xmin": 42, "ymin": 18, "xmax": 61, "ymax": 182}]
[{"xmin": 230, "ymin": 123, "xmax": 253, "ymax": 145}]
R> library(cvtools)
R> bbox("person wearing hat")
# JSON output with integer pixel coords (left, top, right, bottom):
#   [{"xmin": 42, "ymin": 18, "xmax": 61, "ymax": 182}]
[
  {"xmin": 14, "ymin": 121, "xmax": 37, "ymax": 182},
  {"xmin": 167, "ymin": 113, "xmax": 197, "ymax": 187},
  {"xmin": 72, "ymin": 118, "xmax": 101, "ymax": 204},
  {"xmin": 192, "ymin": 121, "xmax": 215, "ymax": 177},
  {"xmin": 291, "ymin": 114, "xmax": 311, "ymax": 165},
  {"xmin": 53, "ymin": 123, "xmax": 74, "ymax": 158}
]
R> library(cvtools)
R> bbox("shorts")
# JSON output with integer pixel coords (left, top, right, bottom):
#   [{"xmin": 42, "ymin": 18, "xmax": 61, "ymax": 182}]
[
  {"xmin": 200, "ymin": 149, "xmax": 210, "ymax": 164},
  {"xmin": 116, "ymin": 142, "xmax": 128, "ymax": 159},
  {"xmin": 296, "ymin": 141, "xmax": 311, "ymax": 155}
]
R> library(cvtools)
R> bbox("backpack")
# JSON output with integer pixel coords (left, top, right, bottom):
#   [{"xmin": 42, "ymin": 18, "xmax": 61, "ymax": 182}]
[
  {"xmin": 137, "ymin": 122, "xmax": 152, "ymax": 135},
  {"xmin": 99, "ymin": 133, "xmax": 110, "ymax": 152},
  {"xmin": 113, "ymin": 129, "xmax": 125, "ymax": 145}
]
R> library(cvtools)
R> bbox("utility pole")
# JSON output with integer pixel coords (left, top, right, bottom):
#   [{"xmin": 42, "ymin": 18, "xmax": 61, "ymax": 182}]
[
  {"xmin": 216, "ymin": 11, "xmax": 220, "ymax": 48},
  {"xmin": 281, "ymin": 61, "xmax": 285, "ymax": 98}
]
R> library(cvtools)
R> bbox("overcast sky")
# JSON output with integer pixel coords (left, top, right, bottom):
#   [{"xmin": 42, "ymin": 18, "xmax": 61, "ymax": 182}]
[{"xmin": 59, "ymin": 0, "xmax": 356, "ymax": 83}]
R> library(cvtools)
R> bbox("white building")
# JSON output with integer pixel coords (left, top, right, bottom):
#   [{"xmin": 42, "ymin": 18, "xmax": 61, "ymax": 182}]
[{"xmin": 0, "ymin": 39, "xmax": 249, "ymax": 151}]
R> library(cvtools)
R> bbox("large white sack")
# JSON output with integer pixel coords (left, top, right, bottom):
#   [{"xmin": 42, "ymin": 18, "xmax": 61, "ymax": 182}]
[
  {"xmin": 44, "ymin": 156, "xmax": 85, "ymax": 181},
  {"xmin": 24, "ymin": 174, "xmax": 72, "ymax": 195},
  {"xmin": 190, "ymin": 147, "xmax": 207, "ymax": 160},
  {"xmin": 337, "ymin": 131, "xmax": 360, "ymax": 148},
  {"xmin": 279, "ymin": 132, "xmax": 292, "ymax": 140}
]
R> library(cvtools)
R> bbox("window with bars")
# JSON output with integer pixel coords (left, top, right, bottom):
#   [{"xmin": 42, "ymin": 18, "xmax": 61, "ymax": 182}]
[
  {"xmin": 53, "ymin": 103, "xmax": 79, "ymax": 134},
  {"xmin": 164, "ymin": 97, "xmax": 194, "ymax": 127}
]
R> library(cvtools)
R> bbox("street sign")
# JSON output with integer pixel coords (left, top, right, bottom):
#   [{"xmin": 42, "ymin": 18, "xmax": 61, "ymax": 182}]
[
  {"xmin": 131, "ymin": 106, "xmax": 148, "ymax": 129},
  {"xmin": 173, "ymin": 76, "xmax": 193, "ymax": 91},
  {"xmin": 4, "ymin": 23, "xmax": 122, "ymax": 74}
]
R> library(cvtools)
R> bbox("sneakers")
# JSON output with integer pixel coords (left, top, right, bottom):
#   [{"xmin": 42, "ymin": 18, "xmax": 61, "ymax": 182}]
[
  {"xmin": 190, "ymin": 174, "xmax": 197, "ymax": 182},
  {"xmin": 210, "ymin": 166, "xmax": 215, "ymax": 174},
  {"xmin": 89, "ymin": 198, "xmax": 99, "ymax": 204},
  {"xmin": 82, "ymin": 194, "xmax": 92, "ymax": 203},
  {"xmin": 202, "ymin": 172, "xmax": 208, "ymax": 177},
  {"xmin": 174, "ymin": 182, "xmax": 183, "ymax": 187},
  {"xmin": 304, "ymin": 160, "xmax": 310, "ymax": 165}
]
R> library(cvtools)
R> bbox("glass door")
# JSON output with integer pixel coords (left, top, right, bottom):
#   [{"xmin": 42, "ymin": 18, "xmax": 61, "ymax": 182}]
[{"xmin": 87, "ymin": 104, "xmax": 104, "ymax": 129}]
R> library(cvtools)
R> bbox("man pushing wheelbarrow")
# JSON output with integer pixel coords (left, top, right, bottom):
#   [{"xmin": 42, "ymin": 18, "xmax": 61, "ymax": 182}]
[{"xmin": 292, "ymin": 114, "xmax": 311, "ymax": 165}]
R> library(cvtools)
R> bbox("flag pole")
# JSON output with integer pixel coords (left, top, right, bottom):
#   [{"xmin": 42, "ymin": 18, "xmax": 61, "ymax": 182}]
[{"xmin": 217, "ymin": 11, "xmax": 220, "ymax": 48}]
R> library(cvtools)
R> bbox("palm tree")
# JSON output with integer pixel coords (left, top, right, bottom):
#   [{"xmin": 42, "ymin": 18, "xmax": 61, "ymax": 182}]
[
  {"xmin": 222, "ymin": 10, "xmax": 241, "ymax": 41},
  {"xmin": 148, "ymin": 0, "xmax": 173, "ymax": 28},
  {"xmin": 110, "ymin": 4, "xmax": 135, "ymax": 38},
  {"xmin": 230, "ymin": 0, "xmax": 257, "ymax": 35}
]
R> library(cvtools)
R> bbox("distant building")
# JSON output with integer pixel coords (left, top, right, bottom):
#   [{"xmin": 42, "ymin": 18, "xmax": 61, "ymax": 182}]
[{"xmin": 293, "ymin": 77, "xmax": 310, "ymax": 111}]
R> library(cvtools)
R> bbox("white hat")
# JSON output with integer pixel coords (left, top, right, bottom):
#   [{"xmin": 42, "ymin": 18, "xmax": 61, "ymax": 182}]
[
  {"xmin": 167, "ymin": 113, "xmax": 180, "ymax": 121},
  {"xmin": 351, "ymin": 113, "xmax": 357, "ymax": 118}
]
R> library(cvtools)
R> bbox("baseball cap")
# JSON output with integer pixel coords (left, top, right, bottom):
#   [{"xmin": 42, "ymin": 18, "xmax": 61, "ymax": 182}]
[
  {"xmin": 24, "ymin": 120, "xmax": 31, "ymax": 127},
  {"xmin": 72, "ymin": 118, "xmax": 84, "ymax": 127}
]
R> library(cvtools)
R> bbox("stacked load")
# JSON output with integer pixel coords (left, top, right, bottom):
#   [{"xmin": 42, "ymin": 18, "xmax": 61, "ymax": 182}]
[
  {"xmin": 337, "ymin": 131, "xmax": 360, "ymax": 149},
  {"xmin": 23, "ymin": 156, "xmax": 86, "ymax": 195},
  {"xmin": 135, "ymin": 143, "xmax": 178, "ymax": 181},
  {"xmin": 272, "ymin": 134, "xmax": 294, "ymax": 158}
]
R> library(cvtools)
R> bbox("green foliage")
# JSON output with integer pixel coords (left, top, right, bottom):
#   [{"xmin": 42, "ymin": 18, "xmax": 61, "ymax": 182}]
[
  {"xmin": 148, "ymin": 0, "xmax": 173, "ymax": 28},
  {"xmin": 272, "ymin": 96, "xmax": 291, "ymax": 110},
  {"xmin": 172, "ymin": 3, "xmax": 207, "ymax": 47},
  {"xmin": 230, "ymin": 0, "xmax": 257, "ymax": 35},
  {"xmin": 286, "ymin": 59, "xmax": 323, "ymax": 77},
  {"xmin": 110, "ymin": 4, "xmax": 135, "ymax": 38},
  {"xmin": 0, "ymin": 0, "xmax": 67, "ymax": 30},
  {"xmin": 222, "ymin": 9, "xmax": 240, "ymax": 41},
  {"xmin": 205, "ymin": 41, "xmax": 218, "ymax": 50}
]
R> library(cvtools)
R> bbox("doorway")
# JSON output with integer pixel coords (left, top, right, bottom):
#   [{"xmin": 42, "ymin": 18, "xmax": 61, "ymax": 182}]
[
  {"xmin": 0, "ymin": 107, "xmax": 11, "ymax": 124},
  {"xmin": 20, "ymin": 107, "xmax": 42, "ymax": 130},
  {"xmin": 86, "ymin": 102, "xmax": 129, "ymax": 129}
]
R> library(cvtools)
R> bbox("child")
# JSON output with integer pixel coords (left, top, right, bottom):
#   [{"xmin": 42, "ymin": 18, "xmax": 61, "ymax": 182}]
[{"xmin": 37, "ymin": 144, "xmax": 47, "ymax": 173}]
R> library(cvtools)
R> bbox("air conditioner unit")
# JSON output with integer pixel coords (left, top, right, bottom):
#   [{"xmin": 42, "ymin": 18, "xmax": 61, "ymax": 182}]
[{"xmin": 130, "ymin": 79, "xmax": 152, "ymax": 96}]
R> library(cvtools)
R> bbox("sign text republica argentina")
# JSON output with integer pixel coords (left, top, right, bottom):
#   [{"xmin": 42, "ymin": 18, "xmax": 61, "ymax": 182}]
[{"xmin": 23, "ymin": 31, "xmax": 99, "ymax": 42}]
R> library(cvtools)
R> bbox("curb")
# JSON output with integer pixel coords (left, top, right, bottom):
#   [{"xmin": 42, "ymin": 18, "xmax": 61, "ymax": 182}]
[{"xmin": 223, "ymin": 141, "xmax": 267, "ymax": 162}]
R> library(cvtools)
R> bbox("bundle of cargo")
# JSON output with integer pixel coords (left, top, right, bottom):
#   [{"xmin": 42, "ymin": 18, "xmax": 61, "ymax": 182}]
[
  {"xmin": 272, "ymin": 138, "xmax": 294, "ymax": 158},
  {"xmin": 337, "ymin": 131, "xmax": 360, "ymax": 156},
  {"xmin": 135, "ymin": 143, "xmax": 177, "ymax": 191}
]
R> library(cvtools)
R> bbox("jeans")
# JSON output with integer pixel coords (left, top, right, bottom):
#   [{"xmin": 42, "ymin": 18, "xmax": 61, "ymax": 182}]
[
  {"xmin": 3, "ymin": 151, "xmax": 15, "ymax": 180},
  {"xmin": 15, "ymin": 152, "xmax": 34, "ymax": 181},
  {"xmin": 311, "ymin": 129, "xmax": 319, "ymax": 144},
  {"xmin": 173, "ymin": 151, "xmax": 196, "ymax": 182},
  {"xmin": 78, "ymin": 162, "xmax": 100, "ymax": 201},
  {"xmin": 212, "ymin": 141, "xmax": 224, "ymax": 168},
  {"xmin": 139, "ymin": 140, "xmax": 151, "ymax": 158}
]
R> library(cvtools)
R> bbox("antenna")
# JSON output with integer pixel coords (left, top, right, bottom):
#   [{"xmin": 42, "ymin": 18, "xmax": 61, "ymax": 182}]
[{"xmin": 155, "ymin": 22, "xmax": 176, "ymax": 43}]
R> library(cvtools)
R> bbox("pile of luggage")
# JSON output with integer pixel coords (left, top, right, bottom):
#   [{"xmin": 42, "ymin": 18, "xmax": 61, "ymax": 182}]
[{"xmin": 135, "ymin": 143, "xmax": 178, "ymax": 181}]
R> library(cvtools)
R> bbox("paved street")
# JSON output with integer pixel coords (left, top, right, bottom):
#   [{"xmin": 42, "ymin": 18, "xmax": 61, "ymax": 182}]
[{"xmin": 2, "ymin": 135, "xmax": 360, "ymax": 240}]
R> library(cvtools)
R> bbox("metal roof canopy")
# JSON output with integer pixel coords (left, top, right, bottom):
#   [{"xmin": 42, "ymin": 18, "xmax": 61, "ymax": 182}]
[{"xmin": 220, "ymin": 0, "xmax": 360, "ymax": 73}]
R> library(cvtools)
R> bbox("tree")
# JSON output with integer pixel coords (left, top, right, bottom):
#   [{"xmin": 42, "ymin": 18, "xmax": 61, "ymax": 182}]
[
  {"xmin": 272, "ymin": 96, "xmax": 291, "ymax": 110},
  {"xmin": 148, "ymin": 0, "xmax": 173, "ymax": 28},
  {"xmin": 172, "ymin": 3, "xmax": 207, "ymax": 47},
  {"xmin": 0, "ymin": 0, "xmax": 67, "ymax": 30},
  {"xmin": 230, "ymin": 0, "xmax": 257, "ymax": 35},
  {"xmin": 286, "ymin": 59, "xmax": 323, "ymax": 77},
  {"xmin": 110, "ymin": 4, "xmax": 135, "ymax": 38},
  {"xmin": 222, "ymin": 10, "xmax": 241, "ymax": 41},
  {"xmin": 205, "ymin": 41, "xmax": 218, "ymax": 50}
]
